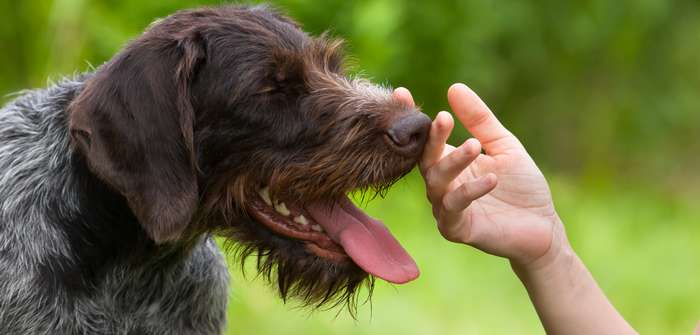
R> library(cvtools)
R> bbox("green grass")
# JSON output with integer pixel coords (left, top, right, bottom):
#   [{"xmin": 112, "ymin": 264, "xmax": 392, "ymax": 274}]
[{"xmin": 222, "ymin": 170, "xmax": 700, "ymax": 334}]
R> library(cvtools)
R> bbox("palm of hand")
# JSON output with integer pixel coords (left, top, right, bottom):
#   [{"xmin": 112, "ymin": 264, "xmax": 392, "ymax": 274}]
[{"xmin": 455, "ymin": 148, "xmax": 557, "ymax": 263}]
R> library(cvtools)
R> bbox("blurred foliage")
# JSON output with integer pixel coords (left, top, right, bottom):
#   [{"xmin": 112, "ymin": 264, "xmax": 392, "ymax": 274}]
[{"xmin": 1, "ymin": 0, "xmax": 699, "ymax": 334}]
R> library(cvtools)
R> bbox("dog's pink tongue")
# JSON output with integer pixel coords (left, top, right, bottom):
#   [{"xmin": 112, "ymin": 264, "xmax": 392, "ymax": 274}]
[{"xmin": 307, "ymin": 196, "xmax": 419, "ymax": 284}]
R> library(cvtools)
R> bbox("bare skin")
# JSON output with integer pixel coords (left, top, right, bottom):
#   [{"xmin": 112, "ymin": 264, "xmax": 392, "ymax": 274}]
[{"xmin": 393, "ymin": 84, "xmax": 641, "ymax": 334}]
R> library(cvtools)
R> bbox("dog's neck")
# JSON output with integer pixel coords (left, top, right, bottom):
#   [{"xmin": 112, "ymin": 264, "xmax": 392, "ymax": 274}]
[{"xmin": 0, "ymin": 77, "xmax": 198, "ymax": 292}]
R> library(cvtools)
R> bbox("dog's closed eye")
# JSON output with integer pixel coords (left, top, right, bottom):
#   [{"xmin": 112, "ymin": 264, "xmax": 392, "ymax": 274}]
[{"xmin": 256, "ymin": 85, "xmax": 277, "ymax": 95}]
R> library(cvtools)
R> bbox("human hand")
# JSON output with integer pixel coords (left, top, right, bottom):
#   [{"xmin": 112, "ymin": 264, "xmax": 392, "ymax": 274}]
[
  {"xmin": 394, "ymin": 84, "xmax": 567, "ymax": 269},
  {"xmin": 394, "ymin": 84, "xmax": 637, "ymax": 334}
]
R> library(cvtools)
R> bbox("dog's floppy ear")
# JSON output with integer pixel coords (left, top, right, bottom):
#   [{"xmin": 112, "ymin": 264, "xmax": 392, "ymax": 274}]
[{"xmin": 69, "ymin": 34, "xmax": 204, "ymax": 243}]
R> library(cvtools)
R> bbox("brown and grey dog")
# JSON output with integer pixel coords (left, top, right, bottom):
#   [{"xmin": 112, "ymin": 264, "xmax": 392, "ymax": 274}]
[{"xmin": 0, "ymin": 5, "xmax": 430, "ymax": 334}]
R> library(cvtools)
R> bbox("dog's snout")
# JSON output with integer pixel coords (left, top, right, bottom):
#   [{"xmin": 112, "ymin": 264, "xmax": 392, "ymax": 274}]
[{"xmin": 385, "ymin": 112, "xmax": 431, "ymax": 157}]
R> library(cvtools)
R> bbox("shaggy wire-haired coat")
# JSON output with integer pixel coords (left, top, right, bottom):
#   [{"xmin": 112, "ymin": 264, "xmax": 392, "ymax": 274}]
[{"xmin": 0, "ymin": 5, "xmax": 429, "ymax": 334}]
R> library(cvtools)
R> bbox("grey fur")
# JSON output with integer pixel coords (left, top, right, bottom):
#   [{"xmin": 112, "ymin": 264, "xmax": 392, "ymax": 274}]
[{"xmin": 0, "ymin": 77, "xmax": 230, "ymax": 334}]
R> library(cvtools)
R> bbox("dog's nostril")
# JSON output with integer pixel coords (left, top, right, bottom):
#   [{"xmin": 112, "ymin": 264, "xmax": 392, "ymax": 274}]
[{"xmin": 386, "ymin": 113, "xmax": 432, "ymax": 156}]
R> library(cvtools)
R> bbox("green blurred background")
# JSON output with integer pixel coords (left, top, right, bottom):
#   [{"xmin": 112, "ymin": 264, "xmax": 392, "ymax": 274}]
[{"xmin": 1, "ymin": 0, "xmax": 699, "ymax": 333}]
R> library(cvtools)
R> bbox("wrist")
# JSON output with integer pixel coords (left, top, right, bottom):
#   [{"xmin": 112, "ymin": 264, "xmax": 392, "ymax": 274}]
[
  {"xmin": 510, "ymin": 226, "xmax": 593, "ymax": 320},
  {"xmin": 511, "ymin": 242, "xmax": 580, "ymax": 291},
  {"xmin": 510, "ymin": 214, "xmax": 577, "ymax": 282},
  {"xmin": 508, "ymin": 216, "xmax": 638, "ymax": 335}
]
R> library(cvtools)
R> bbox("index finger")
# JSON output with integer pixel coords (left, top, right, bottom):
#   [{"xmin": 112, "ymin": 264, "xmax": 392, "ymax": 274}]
[
  {"xmin": 447, "ymin": 83, "xmax": 524, "ymax": 154},
  {"xmin": 420, "ymin": 111, "xmax": 454, "ymax": 173}
]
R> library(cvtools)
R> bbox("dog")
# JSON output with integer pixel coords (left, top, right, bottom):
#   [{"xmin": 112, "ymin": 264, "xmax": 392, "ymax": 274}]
[{"xmin": 0, "ymin": 5, "xmax": 430, "ymax": 334}]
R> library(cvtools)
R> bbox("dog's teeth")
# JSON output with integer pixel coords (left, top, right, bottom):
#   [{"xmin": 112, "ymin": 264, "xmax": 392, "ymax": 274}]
[
  {"xmin": 258, "ymin": 187, "xmax": 272, "ymax": 206},
  {"xmin": 293, "ymin": 215, "xmax": 309, "ymax": 226},
  {"xmin": 311, "ymin": 224, "xmax": 323, "ymax": 232},
  {"xmin": 274, "ymin": 202, "xmax": 290, "ymax": 216}
]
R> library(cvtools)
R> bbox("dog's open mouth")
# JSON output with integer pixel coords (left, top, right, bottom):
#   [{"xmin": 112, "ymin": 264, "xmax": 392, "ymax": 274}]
[{"xmin": 248, "ymin": 187, "xmax": 419, "ymax": 284}]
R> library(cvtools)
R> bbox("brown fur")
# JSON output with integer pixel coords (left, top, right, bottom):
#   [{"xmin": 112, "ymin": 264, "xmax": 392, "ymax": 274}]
[{"xmin": 67, "ymin": 4, "xmax": 427, "ymax": 314}]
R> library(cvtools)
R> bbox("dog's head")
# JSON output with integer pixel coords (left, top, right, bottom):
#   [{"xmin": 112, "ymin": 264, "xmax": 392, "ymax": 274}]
[{"xmin": 69, "ymin": 5, "xmax": 430, "ymax": 310}]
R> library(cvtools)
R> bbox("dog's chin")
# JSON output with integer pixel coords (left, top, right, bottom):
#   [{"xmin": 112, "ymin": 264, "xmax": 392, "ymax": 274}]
[{"xmin": 224, "ymin": 212, "xmax": 374, "ymax": 313}]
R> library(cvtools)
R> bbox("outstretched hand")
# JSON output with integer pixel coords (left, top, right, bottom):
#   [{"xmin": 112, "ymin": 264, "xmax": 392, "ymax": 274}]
[
  {"xmin": 394, "ymin": 85, "xmax": 638, "ymax": 335},
  {"xmin": 394, "ymin": 84, "xmax": 565, "ymax": 267}
]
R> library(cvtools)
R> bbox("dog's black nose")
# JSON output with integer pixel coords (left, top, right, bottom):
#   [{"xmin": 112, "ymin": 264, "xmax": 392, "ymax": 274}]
[{"xmin": 385, "ymin": 112, "xmax": 432, "ymax": 157}]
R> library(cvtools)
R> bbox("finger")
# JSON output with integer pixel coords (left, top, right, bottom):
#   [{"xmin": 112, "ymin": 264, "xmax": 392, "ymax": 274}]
[
  {"xmin": 447, "ymin": 83, "xmax": 524, "ymax": 154},
  {"xmin": 393, "ymin": 87, "xmax": 415, "ymax": 107},
  {"xmin": 441, "ymin": 173, "xmax": 497, "ymax": 213},
  {"xmin": 425, "ymin": 138, "xmax": 482, "ymax": 197},
  {"xmin": 420, "ymin": 111, "xmax": 453, "ymax": 173}
]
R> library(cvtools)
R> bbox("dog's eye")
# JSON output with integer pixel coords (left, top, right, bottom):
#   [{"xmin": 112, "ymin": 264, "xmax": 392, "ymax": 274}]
[{"xmin": 257, "ymin": 85, "xmax": 277, "ymax": 95}]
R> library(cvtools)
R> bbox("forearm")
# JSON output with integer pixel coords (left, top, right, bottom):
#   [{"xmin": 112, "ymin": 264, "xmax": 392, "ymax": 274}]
[{"xmin": 511, "ymin": 220, "xmax": 637, "ymax": 335}]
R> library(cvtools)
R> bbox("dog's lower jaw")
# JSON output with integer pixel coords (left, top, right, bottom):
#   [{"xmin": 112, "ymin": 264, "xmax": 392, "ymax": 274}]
[
  {"xmin": 247, "ymin": 192, "xmax": 349, "ymax": 262},
  {"xmin": 214, "ymin": 209, "xmax": 373, "ymax": 312},
  {"xmin": 246, "ymin": 186, "xmax": 420, "ymax": 286},
  {"xmin": 304, "ymin": 243, "xmax": 349, "ymax": 262}
]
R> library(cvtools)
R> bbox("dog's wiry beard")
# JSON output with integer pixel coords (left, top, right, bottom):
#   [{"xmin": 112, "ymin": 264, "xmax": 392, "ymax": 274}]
[
  {"xmin": 196, "ymin": 168, "xmax": 391, "ymax": 316},
  {"xmin": 217, "ymin": 213, "xmax": 375, "ymax": 316}
]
